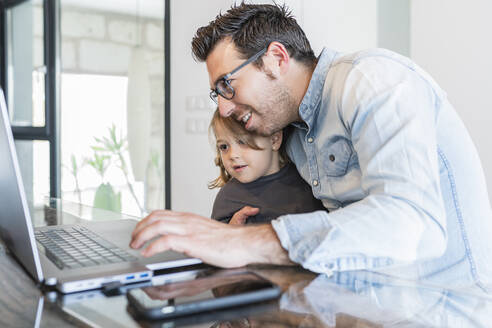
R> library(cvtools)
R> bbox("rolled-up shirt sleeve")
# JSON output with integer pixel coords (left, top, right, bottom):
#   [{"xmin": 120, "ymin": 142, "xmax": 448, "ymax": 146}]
[{"xmin": 272, "ymin": 66, "xmax": 447, "ymax": 275}]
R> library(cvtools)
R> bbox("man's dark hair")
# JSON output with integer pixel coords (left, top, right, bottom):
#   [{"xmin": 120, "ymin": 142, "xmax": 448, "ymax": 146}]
[{"xmin": 191, "ymin": 2, "xmax": 317, "ymax": 68}]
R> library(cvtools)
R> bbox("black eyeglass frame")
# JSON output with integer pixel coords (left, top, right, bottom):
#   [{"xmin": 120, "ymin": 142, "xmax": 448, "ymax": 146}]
[{"xmin": 209, "ymin": 47, "xmax": 268, "ymax": 104}]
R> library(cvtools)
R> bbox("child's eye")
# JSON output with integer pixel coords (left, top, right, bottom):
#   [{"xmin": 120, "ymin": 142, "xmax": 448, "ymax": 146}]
[{"xmin": 218, "ymin": 144, "xmax": 228, "ymax": 151}]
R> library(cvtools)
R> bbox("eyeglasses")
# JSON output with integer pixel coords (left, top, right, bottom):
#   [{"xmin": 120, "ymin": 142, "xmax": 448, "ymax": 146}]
[{"xmin": 209, "ymin": 47, "xmax": 268, "ymax": 104}]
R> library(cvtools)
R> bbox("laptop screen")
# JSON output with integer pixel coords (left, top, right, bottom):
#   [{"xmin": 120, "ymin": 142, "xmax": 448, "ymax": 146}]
[{"xmin": 0, "ymin": 89, "xmax": 44, "ymax": 282}]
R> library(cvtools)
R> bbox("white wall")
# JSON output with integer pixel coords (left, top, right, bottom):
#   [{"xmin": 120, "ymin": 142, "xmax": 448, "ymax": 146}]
[
  {"xmin": 411, "ymin": 0, "xmax": 492, "ymax": 204},
  {"xmin": 273, "ymin": 0, "xmax": 378, "ymax": 54},
  {"xmin": 170, "ymin": 0, "xmax": 377, "ymax": 215},
  {"xmin": 378, "ymin": 0, "xmax": 409, "ymax": 56},
  {"xmin": 170, "ymin": 0, "xmax": 233, "ymax": 215},
  {"xmin": 299, "ymin": 0, "xmax": 378, "ymax": 54}
]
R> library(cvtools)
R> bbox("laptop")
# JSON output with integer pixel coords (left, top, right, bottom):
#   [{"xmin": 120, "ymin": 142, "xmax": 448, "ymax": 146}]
[{"xmin": 0, "ymin": 89, "xmax": 201, "ymax": 293}]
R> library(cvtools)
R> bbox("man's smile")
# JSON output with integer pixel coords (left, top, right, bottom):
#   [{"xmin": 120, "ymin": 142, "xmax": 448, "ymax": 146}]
[{"xmin": 241, "ymin": 112, "xmax": 252, "ymax": 124}]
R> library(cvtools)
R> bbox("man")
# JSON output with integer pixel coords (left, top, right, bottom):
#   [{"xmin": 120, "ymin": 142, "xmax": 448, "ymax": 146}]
[{"xmin": 131, "ymin": 3, "xmax": 492, "ymax": 289}]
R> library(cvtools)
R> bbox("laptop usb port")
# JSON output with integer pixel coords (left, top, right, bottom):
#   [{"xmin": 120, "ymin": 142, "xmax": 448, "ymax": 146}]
[
  {"xmin": 126, "ymin": 275, "xmax": 135, "ymax": 280},
  {"xmin": 140, "ymin": 273, "xmax": 149, "ymax": 278}
]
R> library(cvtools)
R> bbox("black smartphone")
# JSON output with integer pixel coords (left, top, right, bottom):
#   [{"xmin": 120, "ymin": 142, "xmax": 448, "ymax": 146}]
[{"xmin": 126, "ymin": 270, "xmax": 281, "ymax": 320}]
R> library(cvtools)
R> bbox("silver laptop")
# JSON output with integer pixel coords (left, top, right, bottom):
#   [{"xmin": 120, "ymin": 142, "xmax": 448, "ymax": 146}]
[{"xmin": 0, "ymin": 89, "xmax": 201, "ymax": 293}]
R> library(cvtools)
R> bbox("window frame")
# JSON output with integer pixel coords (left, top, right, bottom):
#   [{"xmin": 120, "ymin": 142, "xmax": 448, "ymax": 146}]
[{"xmin": 0, "ymin": 0, "xmax": 60, "ymax": 199}]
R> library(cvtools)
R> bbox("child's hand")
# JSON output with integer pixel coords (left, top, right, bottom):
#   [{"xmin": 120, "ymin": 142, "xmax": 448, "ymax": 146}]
[{"xmin": 229, "ymin": 206, "xmax": 260, "ymax": 225}]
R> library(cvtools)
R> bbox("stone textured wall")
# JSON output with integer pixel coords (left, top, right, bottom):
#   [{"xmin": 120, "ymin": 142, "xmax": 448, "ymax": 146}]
[
  {"xmin": 58, "ymin": 6, "xmax": 164, "ymax": 144},
  {"xmin": 32, "ymin": 4, "xmax": 166, "ymax": 213}
]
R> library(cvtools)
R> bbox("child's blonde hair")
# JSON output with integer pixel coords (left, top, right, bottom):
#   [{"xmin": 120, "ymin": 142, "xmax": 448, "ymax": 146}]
[{"xmin": 208, "ymin": 109, "xmax": 288, "ymax": 189}]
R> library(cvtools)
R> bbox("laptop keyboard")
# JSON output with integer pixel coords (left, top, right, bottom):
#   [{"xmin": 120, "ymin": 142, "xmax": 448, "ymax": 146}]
[{"xmin": 35, "ymin": 225, "xmax": 138, "ymax": 270}]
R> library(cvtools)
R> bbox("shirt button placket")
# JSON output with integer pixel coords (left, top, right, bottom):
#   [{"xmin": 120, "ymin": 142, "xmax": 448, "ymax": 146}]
[{"xmin": 306, "ymin": 134, "xmax": 320, "ymax": 192}]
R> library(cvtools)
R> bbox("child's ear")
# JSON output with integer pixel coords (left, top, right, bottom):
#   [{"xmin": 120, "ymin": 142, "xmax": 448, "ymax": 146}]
[{"xmin": 271, "ymin": 130, "xmax": 283, "ymax": 151}]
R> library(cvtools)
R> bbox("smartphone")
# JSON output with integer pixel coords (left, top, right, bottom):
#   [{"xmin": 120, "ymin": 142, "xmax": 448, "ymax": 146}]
[{"xmin": 126, "ymin": 270, "xmax": 281, "ymax": 320}]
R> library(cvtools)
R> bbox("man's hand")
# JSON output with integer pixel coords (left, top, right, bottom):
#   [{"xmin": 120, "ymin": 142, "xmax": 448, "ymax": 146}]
[
  {"xmin": 130, "ymin": 210, "xmax": 292, "ymax": 268},
  {"xmin": 229, "ymin": 206, "xmax": 259, "ymax": 225}
]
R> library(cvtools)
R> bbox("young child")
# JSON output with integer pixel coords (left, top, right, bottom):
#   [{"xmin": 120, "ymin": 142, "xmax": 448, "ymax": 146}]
[{"xmin": 209, "ymin": 109, "xmax": 325, "ymax": 224}]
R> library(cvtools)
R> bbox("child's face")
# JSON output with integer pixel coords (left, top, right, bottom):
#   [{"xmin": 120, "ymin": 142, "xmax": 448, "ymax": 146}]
[{"xmin": 215, "ymin": 124, "xmax": 281, "ymax": 183}]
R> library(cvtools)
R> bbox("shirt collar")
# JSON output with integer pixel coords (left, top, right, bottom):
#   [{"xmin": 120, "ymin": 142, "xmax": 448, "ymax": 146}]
[{"xmin": 295, "ymin": 48, "xmax": 339, "ymax": 128}]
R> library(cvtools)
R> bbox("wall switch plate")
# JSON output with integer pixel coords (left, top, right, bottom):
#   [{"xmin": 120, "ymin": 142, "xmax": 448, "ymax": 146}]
[
  {"xmin": 185, "ymin": 95, "xmax": 215, "ymax": 112},
  {"xmin": 185, "ymin": 118, "xmax": 209, "ymax": 134}
]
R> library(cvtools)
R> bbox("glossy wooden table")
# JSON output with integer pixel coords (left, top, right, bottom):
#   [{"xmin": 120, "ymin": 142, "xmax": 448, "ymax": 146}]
[{"xmin": 1, "ymin": 199, "xmax": 491, "ymax": 327}]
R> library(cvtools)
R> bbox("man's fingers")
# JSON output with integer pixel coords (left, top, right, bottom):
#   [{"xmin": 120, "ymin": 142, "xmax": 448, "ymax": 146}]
[
  {"xmin": 131, "ymin": 211, "xmax": 227, "ymax": 250},
  {"xmin": 142, "ymin": 235, "xmax": 185, "ymax": 257},
  {"xmin": 131, "ymin": 219, "xmax": 191, "ymax": 249},
  {"xmin": 132, "ymin": 210, "xmax": 189, "ymax": 238},
  {"xmin": 131, "ymin": 211, "xmax": 195, "ymax": 247},
  {"xmin": 132, "ymin": 210, "xmax": 164, "ymax": 239}
]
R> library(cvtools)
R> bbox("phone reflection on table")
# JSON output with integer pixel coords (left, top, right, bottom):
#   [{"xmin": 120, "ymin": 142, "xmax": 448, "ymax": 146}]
[{"xmin": 126, "ymin": 269, "xmax": 281, "ymax": 325}]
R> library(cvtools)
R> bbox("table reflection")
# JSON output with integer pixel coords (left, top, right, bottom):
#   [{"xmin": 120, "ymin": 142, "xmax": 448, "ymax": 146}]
[
  {"xmin": 278, "ymin": 270, "xmax": 492, "ymax": 327},
  {"xmin": 47, "ymin": 267, "xmax": 492, "ymax": 327}
]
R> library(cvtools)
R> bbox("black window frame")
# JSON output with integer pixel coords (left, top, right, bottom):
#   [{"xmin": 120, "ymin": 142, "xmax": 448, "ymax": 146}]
[{"xmin": 0, "ymin": 0, "xmax": 60, "ymax": 199}]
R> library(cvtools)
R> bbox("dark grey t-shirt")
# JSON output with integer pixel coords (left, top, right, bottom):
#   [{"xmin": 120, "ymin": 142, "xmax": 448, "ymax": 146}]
[{"xmin": 211, "ymin": 163, "xmax": 326, "ymax": 224}]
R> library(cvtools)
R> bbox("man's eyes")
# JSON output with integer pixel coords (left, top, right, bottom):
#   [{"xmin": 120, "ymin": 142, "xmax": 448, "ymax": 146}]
[{"xmin": 219, "ymin": 78, "xmax": 233, "ymax": 87}]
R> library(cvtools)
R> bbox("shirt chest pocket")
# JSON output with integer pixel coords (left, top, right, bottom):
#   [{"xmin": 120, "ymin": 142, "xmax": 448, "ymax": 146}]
[{"xmin": 321, "ymin": 137, "xmax": 353, "ymax": 177}]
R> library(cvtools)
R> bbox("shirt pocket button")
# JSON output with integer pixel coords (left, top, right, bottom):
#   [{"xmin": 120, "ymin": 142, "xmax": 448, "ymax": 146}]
[{"xmin": 323, "ymin": 138, "xmax": 353, "ymax": 177}]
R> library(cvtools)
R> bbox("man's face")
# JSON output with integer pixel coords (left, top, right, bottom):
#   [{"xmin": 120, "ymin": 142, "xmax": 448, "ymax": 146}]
[{"xmin": 206, "ymin": 40, "xmax": 297, "ymax": 136}]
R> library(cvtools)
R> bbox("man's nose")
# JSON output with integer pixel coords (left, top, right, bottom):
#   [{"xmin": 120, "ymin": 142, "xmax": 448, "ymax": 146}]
[{"xmin": 218, "ymin": 97, "xmax": 235, "ymax": 117}]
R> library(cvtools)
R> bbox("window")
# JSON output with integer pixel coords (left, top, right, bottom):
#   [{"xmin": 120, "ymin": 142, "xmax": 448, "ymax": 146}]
[
  {"xmin": 1, "ymin": 0, "xmax": 169, "ymax": 217},
  {"xmin": 60, "ymin": 73, "xmax": 148, "ymax": 215},
  {"xmin": 60, "ymin": 1, "xmax": 166, "ymax": 216}
]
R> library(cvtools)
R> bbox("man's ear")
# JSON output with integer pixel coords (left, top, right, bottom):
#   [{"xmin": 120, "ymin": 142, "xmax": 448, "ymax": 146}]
[
  {"xmin": 271, "ymin": 130, "xmax": 283, "ymax": 151},
  {"xmin": 262, "ymin": 42, "xmax": 290, "ymax": 77}
]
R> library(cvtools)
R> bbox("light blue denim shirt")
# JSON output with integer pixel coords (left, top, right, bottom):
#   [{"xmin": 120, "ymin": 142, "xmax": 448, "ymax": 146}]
[{"xmin": 272, "ymin": 48, "xmax": 492, "ymax": 291}]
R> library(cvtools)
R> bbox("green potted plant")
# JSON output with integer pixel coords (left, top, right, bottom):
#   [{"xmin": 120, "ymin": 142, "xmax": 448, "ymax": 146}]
[
  {"xmin": 85, "ymin": 151, "xmax": 121, "ymax": 213},
  {"xmin": 92, "ymin": 124, "xmax": 143, "ymax": 214}
]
